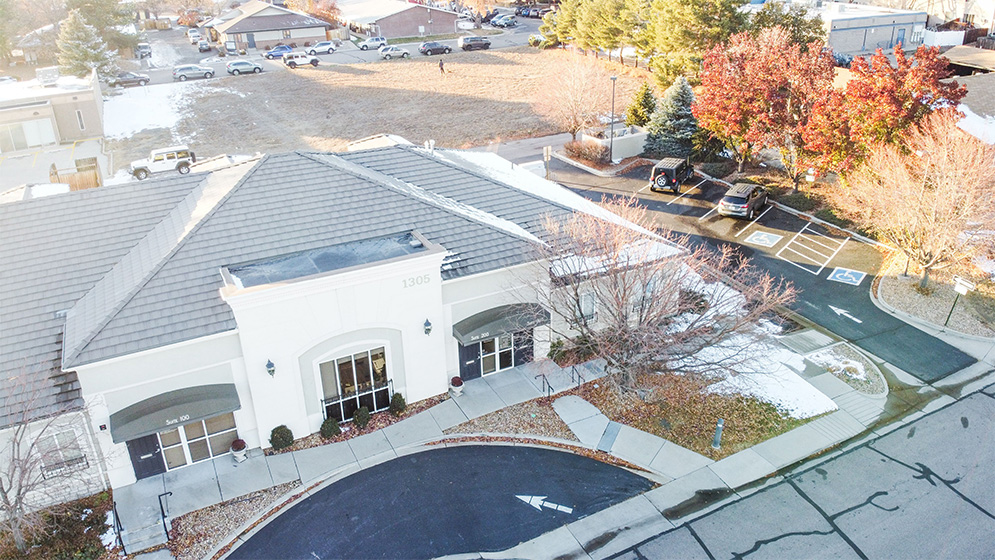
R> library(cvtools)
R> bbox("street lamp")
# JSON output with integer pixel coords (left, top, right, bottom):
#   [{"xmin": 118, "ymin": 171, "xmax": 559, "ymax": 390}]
[{"xmin": 609, "ymin": 76, "xmax": 618, "ymax": 164}]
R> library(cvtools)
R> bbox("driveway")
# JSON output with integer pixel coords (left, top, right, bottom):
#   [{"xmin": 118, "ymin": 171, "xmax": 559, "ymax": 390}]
[
  {"xmin": 550, "ymin": 161, "xmax": 976, "ymax": 382},
  {"xmin": 227, "ymin": 445, "xmax": 653, "ymax": 559}
]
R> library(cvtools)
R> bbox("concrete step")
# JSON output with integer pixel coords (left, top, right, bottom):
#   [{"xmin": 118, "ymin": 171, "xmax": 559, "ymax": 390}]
[
  {"xmin": 778, "ymin": 329, "xmax": 836, "ymax": 355},
  {"xmin": 808, "ymin": 410, "xmax": 865, "ymax": 443},
  {"xmin": 834, "ymin": 391, "xmax": 886, "ymax": 425},
  {"xmin": 122, "ymin": 522, "xmax": 168, "ymax": 554}
]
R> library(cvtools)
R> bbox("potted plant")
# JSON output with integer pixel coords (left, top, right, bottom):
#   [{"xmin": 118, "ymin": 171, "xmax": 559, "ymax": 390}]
[
  {"xmin": 230, "ymin": 438, "xmax": 248, "ymax": 463},
  {"xmin": 449, "ymin": 376, "xmax": 464, "ymax": 397}
]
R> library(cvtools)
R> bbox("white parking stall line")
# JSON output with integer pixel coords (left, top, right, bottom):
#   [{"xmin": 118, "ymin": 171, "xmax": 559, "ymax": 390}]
[
  {"xmin": 816, "ymin": 236, "xmax": 849, "ymax": 276},
  {"xmin": 698, "ymin": 206, "xmax": 717, "ymax": 221},
  {"xmin": 776, "ymin": 224, "xmax": 824, "ymax": 274},
  {"xmin": 734, "ymin": 205, "xmax": 773, "ymax": 238},
  {"xmin": 666, "ymin": 179, "xmax": 707, "ymax": 206},
  {"xmin": 638, "ymin": 183, "xmax": 651, "ymax": 193}
]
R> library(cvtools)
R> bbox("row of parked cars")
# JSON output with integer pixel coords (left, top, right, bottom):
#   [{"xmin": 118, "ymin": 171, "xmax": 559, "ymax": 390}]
[
  {"xmin": 515, "ymin": 5, "xmax": 555, "ymax": 18},
  {"xmin": 648, "ymin": 158, "xmax": 769, "ymax": 219}
]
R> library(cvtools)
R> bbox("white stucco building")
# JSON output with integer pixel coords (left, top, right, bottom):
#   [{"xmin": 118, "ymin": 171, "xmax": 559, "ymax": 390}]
[{"xmin": 1, "ymin": 144, "xmax": 652, "ymax": 491}]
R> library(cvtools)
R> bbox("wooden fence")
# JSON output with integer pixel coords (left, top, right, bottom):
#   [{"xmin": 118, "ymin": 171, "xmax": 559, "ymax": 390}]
[{"xmin": 49, "ymin": 157, "xmax": 102, "ymax": 191}]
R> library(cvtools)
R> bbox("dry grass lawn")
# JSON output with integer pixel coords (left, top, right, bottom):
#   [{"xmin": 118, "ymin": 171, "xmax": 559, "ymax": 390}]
[{"xmin": 108, "ymin": 47, "xmax": 650, "ymax": 167}]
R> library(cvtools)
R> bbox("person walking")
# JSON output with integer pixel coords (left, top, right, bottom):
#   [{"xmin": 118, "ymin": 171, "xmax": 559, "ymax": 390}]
[{"xmin": 439, "ymin": 59, "xmax": 446, "ymax": 75}]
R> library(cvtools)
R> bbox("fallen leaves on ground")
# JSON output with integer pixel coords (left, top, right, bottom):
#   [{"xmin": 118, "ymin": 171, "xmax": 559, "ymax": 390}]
[{"xmin": 444, "ymin": 399, "xmax": 577, "ymax": 441}]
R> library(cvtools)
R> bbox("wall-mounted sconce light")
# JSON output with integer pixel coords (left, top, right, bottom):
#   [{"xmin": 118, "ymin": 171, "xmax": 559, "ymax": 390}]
[
  {"xmin": 266, "ymin": 360, "xmax": 276, "ymax": 376},
  {"xmin": 424, "ymin": 319, "xmax": 433, "ymax": 335}
]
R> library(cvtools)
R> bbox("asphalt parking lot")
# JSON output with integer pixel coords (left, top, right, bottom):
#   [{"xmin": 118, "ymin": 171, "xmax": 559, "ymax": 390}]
[{"xmin": 552, "ymin": 160, "xmax": 975, "ymax": 382}]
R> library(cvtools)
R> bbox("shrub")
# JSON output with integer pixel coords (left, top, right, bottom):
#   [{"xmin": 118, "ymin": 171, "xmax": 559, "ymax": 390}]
[
  {"xmin": 230, "ymin": 438, "xmax": 246, "ymax": 451},
  {"xmin": 303, "ymin": 41, "xmax": 311, "ymax": 47},
  {"xmin": 528, "ymin": 34, "xmax": 542, "ymax": 47},
  {"xmin": 779, "ymin": 192, "xmax": 818, "ymax": 212},
  {"xmin": 698, "ymin": 160, "xmax": 736, "ymax": 179},
  {"xmin": 354, "ymin": 407, "xmax": 371, "ymax": 428},
  {"xmin": 814, "ymin": 208, "xmax": 852, "ymax": 228},
  {"xmin": 390, "ymin": 392, "xmax": 407, "ymax": 416},
  {"xmin": 450, "ymin": 376, "xmax": 463, "ymax": 387},
  {"xmin": 320, "ymin": 417, "xmax": 341, "ymax": 438},
  {"xmin": 564, "ymin": 140, "xmax": 609, "ymax": 165},
  {"xmin": 262, "ymin": 44, "xmax": 271, "ymax": 50},
  {"xmin": 269, "ymin": 425, "xmax": 294, "ymax": 450},
  {"xmin": 547, "ymin": 339, "xmax": 565, "ymax": 361}
]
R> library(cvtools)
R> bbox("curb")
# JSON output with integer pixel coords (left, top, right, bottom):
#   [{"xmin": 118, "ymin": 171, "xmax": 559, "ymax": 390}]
[
  {"xmin": 869, "ymin": 276, "xmax": 995, "ymax": 344},
  {"xmin": 550, "ymin": 150, "xmax": 652, "ymax": 178}
]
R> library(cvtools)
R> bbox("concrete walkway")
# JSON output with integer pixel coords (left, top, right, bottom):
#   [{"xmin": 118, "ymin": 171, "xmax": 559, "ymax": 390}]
[{"xmin": 122, "ymin": 322, "xmax": 975, "ymax": 559}]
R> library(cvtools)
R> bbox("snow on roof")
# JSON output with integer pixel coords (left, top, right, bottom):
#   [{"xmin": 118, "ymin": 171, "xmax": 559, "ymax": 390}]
[
  {"xmin": 337, "ymin": 0, "xmax": 455, "ymax": 24},
  {"xmin": 429, "ymin": 149, "xmax": 663, "ymax": 238},
  {"xmin": 550, "ymin": 238, "xmax": 683, "ymax": 279},
  {"xmin": 0, "ymin": 183, "xmax": 71, "ymax": 204},
  {"xmin": 0, "ymin": 75, "xmax": 94, "ymax": 104},
  {"xmin": 958, "ymin": 104, "xmax": 995, "ymax": 144}
]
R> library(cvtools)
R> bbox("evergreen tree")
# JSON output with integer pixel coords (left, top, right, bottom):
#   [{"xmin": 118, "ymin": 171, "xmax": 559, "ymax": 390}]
[
  {"xmin": 57, "ymin": 10, "xmax": 118, "ymax": 80},
  {"xmin": 644, "ymin": 77, "xmax": 697, "ymax": 158},
  {"xmin": 646, "ymin": 0, "xmax": 748, "ymax": 85},
  {"xmin": 65, "ymin": 0, "xmax": 128, "ymax": 35},
  {"xmin": 625, "ymin": 82, "xmax": 656, "ymax": 127}
]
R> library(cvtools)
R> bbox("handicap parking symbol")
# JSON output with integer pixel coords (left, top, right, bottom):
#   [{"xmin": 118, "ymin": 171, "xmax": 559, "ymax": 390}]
[
  {"xmin": 827, "ymin": 267, "xmax": 866, "ymax": 286},
  {"xmin": 744, "ymin": 231, "xmax": 783, "ymax": 248}
]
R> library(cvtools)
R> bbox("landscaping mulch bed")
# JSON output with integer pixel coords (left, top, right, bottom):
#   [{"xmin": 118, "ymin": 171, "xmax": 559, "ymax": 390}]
[
  {"xmin": 264, "ymin": 394, "xmax": 448, "ymax": 455},
  {"xmin": 806, "ymin": 344, "xmax": 886, "ymax": 396},
  {"xmin": 444, "ymin": 398, "xmax": 578, "ymax": 441},
  {"xmin": 878, "ymin": 251, "xmax": 995, "ymax": 337},
  {"xmin": 559, "ymin": 376, "xmax": 809, "ymax": 460},
  {"xmin": 168, "ymin": 481, "xmax": 300, "ymax": 560},
  {"xmin": 0, "ymin": 491, "xmax": 115, "ymax": 560}
]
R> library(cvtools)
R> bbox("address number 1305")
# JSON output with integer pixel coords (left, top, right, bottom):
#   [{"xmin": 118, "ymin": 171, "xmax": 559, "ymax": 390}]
[{"xmin": 402, "ymin": 274, "xmax": 430, "ymax": 288}]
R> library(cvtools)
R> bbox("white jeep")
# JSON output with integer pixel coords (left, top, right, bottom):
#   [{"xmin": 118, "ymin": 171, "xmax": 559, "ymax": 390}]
[
  {"xmin": 130, "ymin": 146, "xmax": 197, "ymax": 180},
  {"xmin": 282, "ymin": 52, "xmax": 319, "ymax": 68}
]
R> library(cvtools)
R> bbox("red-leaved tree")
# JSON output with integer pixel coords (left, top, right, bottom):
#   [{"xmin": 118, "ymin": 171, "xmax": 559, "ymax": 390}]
[
  {"xmin": 694, "ymin": 27, "xmax": 835, "ymax": 179},
  {"xmin": 803, "ymin": 45, "xmax": 966, "ymax": 175}
]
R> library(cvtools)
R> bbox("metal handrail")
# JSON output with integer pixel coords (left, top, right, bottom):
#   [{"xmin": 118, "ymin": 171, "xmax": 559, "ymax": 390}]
[
  {"xmin": 571, "ymin": 365, "xmax": 585, "ymax": 388},
  {"xmin": 534, "ymin": 373, "xmax": 552, "ymax": 397},
  {"xmin": 112, "ymin": 501, "xmax": 127, "ymax": 554},
  {"xmin": 157, "ymin": 491, "xmax": 172, "ymax": 541}
]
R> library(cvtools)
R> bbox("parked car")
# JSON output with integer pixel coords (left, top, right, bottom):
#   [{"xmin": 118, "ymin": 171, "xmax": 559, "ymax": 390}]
[
  {"xmin": 492, "ymin": 15, "xmax": 517, "ymax": 27},
  {"xmin": 0, "ymin": 76, "xmax": 17, "ymax": 84},
  {"xmin": 528, "ymin": 8, "xmax": 542, "ymax": 17},
  {"xmin": 419, "ymin": 41, "xmax": 451, "ymax": 55},
  {"xmin": 264, "ymin": 44, "xmax": 293, "ymax": 59},
  {"xmin": 172, "ymin": 64, "xmax": 214, "ymax": 81},
  {"xmin": 187, "ymin": 30, "xmax": 202, "ymax": 44},
  {"xmin": 481, "ymin": 10, "xmax": 497, "ymax": 23},
  {"xmin": 109, "ymin": 71, "xmax": 150, "ymax": 87},
  {"xmin": 282, "ymin": 52, "xmax": 319, "ymax": 68},
  {"xmin": 135, "ymin": 42, "xmax": 152, "ymax": 58},
  {"xmin": 197, "ymin": 40, "xmax": 212, "ymax": 52},
  {"xmin": 648, "ymin": 157, "xmax": 694, "ymax": 193},
  {"xmin": 717, "ymin": 183, "xmax": 769, "ymax": 219},
  {"xmin": 539, "ymin": 8, "xmax": 555, "ymax": 17},
  {"xmin": 226, "ymin": 60, "xmax": 263, "ymax": 75},
  {"xmin": 307, "ymin": 41, "xmax": 336, "ymax": 55},
  {"xmin": 514, "ymin": 6, "xmax": 527, "ymax": 15},
  {"xmin": 379, "ymin": 46, "xmax": 409, "ymax": 59},
  {"xmin": 357, "ymin": 36, "xmax": 387, "ymax": 50},
  {"xmin": 130, "ymin": 145, "xmax": 197, "ymax": 180},
  {"xmin": 458, "ymin": 35, "xmax": 491, "ymax": 51}
]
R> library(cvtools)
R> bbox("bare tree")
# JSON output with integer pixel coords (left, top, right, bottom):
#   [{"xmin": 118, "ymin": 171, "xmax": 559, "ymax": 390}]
[
  {"xmin": 285, "ymin": 0, "xmax": 341, "ymax": 25},
  {"xmin": 0, "ymin": 374, "xmax": 104, "ymax": 554},
  {"xmin": 528, "ymin": 197, "xmax": 795, "ymax": 392},
  {"xmin": 535, "ymin": 54, "xmax": 612, "ymax": 141},
  {"xmin": 838, "ymin": 111, "xmax": 995, "ymax": 289}
]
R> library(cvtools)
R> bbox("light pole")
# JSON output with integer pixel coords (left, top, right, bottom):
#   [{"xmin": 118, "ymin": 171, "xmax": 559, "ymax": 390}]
[{"xmin": 609, "ymin": 76, "xmax": 617, "ymax": 164}]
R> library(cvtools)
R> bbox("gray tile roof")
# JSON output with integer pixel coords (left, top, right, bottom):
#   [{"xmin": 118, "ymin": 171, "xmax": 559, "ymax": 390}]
[
  {"xmin": 1, "ymin": 146, "xmax": 580, "ymax": 425},
  {"xmin": 0, "ymin": 173, "xmax": 210, "ymax": 426},
  {"xmin": 958, "ymin": 72, "xmax": 995, "ymax": 118},
  {"xmin": 221, "ymin": 13, "xmax": 329, "ymax": 33}
]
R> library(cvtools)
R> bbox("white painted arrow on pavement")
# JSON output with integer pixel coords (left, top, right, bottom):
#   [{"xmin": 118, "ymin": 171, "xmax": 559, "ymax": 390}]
[
  {"xmin": 829, "ymin": 305, "xmax": 863, "ymax": 324},
  {"xmin": 516, "ymin": 495, "xmax": 574, "ymax": 514}
]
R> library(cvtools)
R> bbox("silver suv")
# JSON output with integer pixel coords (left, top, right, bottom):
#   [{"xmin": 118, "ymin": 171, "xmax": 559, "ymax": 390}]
[
  {"xmin": 172, "ymin": 64, "xmax": 214, "ymax": 81},
  {"xmin": 357, "ymin": 36, "xmax": 387, "ymax": 50},
  {"xmin": 717, "ymin": 183, "xmax": 769, "ymax": 219}
]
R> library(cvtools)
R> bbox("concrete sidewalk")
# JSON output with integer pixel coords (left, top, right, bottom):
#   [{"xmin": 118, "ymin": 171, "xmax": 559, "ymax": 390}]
[{"xmin": 124, "ymin": 326, "xmax": 930, "ymax": 559}]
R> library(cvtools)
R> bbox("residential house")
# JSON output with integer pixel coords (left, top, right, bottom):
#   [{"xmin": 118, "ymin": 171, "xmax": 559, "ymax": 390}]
[
  {"xmin": 0, "ymin": 144, "xmax": 662, "ymax": 507},
  {"xmin": 0, "ymin": 69, "xmax": 103, "ymax": 154},
  {"xmin": 212, "ymin": 0, "xmax": 331, "ymax": 51},
  {"xmin": 336, "ymin": 0, "xmax": 459, "ymax": 39}
]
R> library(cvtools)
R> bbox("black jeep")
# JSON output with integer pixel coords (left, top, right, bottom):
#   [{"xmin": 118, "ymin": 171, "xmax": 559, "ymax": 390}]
[{"xmin": 649, "ymin": 158, "xmax": 694, "ymax": 193}]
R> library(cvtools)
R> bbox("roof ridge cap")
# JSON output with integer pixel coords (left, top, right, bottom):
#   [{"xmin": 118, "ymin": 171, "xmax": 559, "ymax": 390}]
[
  {"xmin": 61, "ymin": 157, "xmax": 264, "ymax": 368},
  {"xmin": 302, "ymin": 151, "xmax": 542, "ymax": 245}
]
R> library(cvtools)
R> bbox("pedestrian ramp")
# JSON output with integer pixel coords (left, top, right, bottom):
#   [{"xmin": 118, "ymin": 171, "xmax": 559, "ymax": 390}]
[{"xmin": 777, "ymin": 329, "xmax": 836, "ymax": 355}]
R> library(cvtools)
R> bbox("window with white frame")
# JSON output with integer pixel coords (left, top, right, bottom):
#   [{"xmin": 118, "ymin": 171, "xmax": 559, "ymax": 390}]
[
  {"xmin": 39, "ymin": 430, "xmax": 86, "ymax": 477},
  {"xmin": 283, "ymin": 30, "xmax": 292, "ymax": 39},
  {"xmin": 75, "ymin": 110, "xmax": 85, "ymax": 131},
  {"xmin": 157, "ymin": 412, "xmax": 238, "ymax": 470},
  {"xmin": 578, "ymin": 292, "xmax": 597, "ymax": 322}
]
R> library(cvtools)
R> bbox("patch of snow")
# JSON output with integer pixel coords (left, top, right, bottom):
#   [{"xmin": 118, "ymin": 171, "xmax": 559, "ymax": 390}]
[
  {"xmin": 104, "ymin": 169, "xmax": 135, "ymax": 185},
  {"xmin": 807, "ymin": 348, "xmax": 867, "ymax": 380},
  {"xmin": 100, "ymin": 510, "xmax": 117, "ymax": 550},
  {"xmin": 147, "ymin": 38, "xmax": 184, "ymax": 69},
  {"xmin": 705, "ymin": 338, "xmax": 838, "ymax": 419},
  {"xmin": 759, "ymin": 318, "xmax": 783, "ymax": 335},
  {"xmin": 103, "ymin": 81, "xmax": 202, "ymax": 139},
  {"xmin": 957, "ymin": 103, "xmax": 995, "ymax": 144},
  {"xmin": 974, "ymin": 255, "xmax": 995, "ymax": 279}
]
